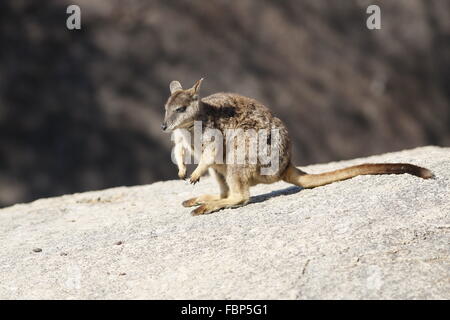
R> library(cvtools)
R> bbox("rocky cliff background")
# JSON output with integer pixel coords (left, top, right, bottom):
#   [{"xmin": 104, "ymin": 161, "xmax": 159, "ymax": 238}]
[{"xmin": 1, "ymin": 0, "xmax": 449, "ymax": 207}]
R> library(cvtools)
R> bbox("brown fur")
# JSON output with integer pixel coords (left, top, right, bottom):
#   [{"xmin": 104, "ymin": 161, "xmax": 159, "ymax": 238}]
[{"xmin": 163, "ymin": 79, "xmax": 434, "ymax": 215}]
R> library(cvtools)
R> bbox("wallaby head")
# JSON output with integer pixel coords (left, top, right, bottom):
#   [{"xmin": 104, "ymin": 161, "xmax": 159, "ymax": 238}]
[{"xmin": 162, "ymin": 78, "xmax": 204, "ymax": 132}]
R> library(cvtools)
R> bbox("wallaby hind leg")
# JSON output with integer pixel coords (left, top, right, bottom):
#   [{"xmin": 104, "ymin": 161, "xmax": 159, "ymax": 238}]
[
  {"xmin": 182, "ymin": 169, "xmax": 229, "ymax": 207},
  {"xmin": 191, "ymin": 174, "xmax": 249, "ymax": 216}
]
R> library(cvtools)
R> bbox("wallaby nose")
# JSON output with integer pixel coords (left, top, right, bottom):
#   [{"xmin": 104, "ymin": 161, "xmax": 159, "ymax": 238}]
[{"xmin": 161, "ymin": 123, "xmax": 167, "ymax": 131}]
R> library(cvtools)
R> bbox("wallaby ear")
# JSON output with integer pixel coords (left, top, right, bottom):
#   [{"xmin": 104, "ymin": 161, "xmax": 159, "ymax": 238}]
[
  {"xmin": 169, "ymin": 80, "xmax": 183, "ymax": 94},
  {"xmin": 192, "ymin": 78, "xmax": 204, "ymax": 94}
]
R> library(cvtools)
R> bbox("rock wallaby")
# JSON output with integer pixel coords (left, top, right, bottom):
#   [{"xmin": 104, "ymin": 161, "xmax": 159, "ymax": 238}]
[{"xmin": 162, "ymin": 79, "xmax": 433, "ymax": 216}]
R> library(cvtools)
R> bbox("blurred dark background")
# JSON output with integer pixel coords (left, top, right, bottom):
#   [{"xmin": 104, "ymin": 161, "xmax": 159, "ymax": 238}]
[{"xmin": 0, "ymin": 0, "xmax": 449, "ymax": 207}]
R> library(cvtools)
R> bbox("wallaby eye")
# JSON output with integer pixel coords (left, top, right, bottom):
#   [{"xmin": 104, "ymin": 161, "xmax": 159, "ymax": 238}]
[{"xmin": 176, "ymin": 106, "xmax": 187, "ymax": 113}]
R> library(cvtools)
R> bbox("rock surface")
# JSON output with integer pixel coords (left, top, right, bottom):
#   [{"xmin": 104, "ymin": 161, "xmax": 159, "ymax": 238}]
[{"xmin": 0, "ymin": 146, "xmax": 449, "ymax": 299}]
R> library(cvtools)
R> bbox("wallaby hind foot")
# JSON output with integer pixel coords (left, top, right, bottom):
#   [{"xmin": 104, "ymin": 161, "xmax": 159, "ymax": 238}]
[
  {"xmin": 182, "ymin": 194, "xmax": 223, "ymax": 207},
  {"xmin": 191, "ymin": 193, "xmax": 249, "ymax": 216}
]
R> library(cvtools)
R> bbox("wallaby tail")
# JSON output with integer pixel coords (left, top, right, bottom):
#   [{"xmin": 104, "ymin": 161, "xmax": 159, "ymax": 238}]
[{"xmin": 282, "ymin": 163, "xmax": 433, "ymax": 189}]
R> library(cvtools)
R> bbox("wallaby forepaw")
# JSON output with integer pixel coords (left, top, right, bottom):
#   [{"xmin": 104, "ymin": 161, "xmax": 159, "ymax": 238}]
[
  {"xmin": 189, "ymin": 174, "xmax": 200, "ymax": 184},
  {"xmin": 178, "ymin": 169, "xmax": 187, "ymax": 180}
]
